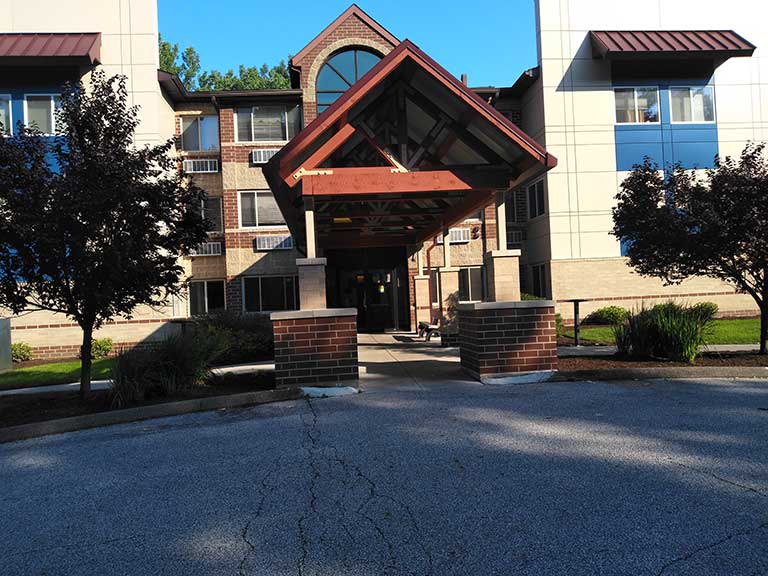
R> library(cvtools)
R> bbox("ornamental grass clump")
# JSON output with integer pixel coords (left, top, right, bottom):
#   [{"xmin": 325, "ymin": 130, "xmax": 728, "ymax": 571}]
[
  {"xmin": 109, "ymin": 330, "xmax": 229, "ymax": 409},
  {"xmin": 613, "ymin": 302, "xmax": 717, "ymax": 363}
]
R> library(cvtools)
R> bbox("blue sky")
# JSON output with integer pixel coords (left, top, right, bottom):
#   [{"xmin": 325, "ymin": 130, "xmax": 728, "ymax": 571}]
[{"xmin": 158, "ymin": 0, "xmax": 538, "ymax": 88}]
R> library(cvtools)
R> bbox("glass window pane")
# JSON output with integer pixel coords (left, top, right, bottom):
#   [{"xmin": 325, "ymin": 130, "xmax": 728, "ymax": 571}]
[
  {"xmin": 199, "ymin": 116, "xmax": 219, "ymax": 150},
  {"xmin": 430, "ymin": 272, "xmax": 439, "ymax": 305},
  {"xmin": 243, "ymin": 278, "xmax": 261, "ymax": 312},
  {"xmin": 284, "ymin": 277, "xmax": 297, "ymax": 310},
  {"xmin": 189, "ymin": 282, "xmax": 207, "ymax": 316},
  {"xmin": 236, "ymin": 108, "xmax": 252, "ymax": 142},
  {"xmin": 0, "ymin": 97, "xmax": 9, "ymax": 135},
  {"xmin": 317, "ymin": 92, "xmax": 341, "ymax": 105},
  {"xmin": 252, "ymin": 106, "xmax": 285, "ymax": 141},
  {"xmin": 458, "ymin": 269, "xmax": 470, "ymax": 302},
  {"xmin": 260, "ymin": 277, "xmax": 286, "ymax": 311},
  {"xmin": 286, "ymin": 105, "xmax": 301, "ymax": 139},
  {"xmin": 256, "ymin": 191, "xmax": 284, "ymax": 225},
  {"xmin": 240, "ymin": 192, "xmax": 257, "ymax": 227},
  {"xmin": 204, "ymin": 197, "xmax": 222, "ymax": 232},
  {"xmin": 181, "ymin": 117, "xmax": 200, "ymax": 151},
  {"xmin": 536, "ymin": 182, "xmax": 545, "ymax": 216},
  {"xmin": 671, "ymin": 88, "xmax": 691, "ymax": 122},
  {"xmin": 469, "ymin": 268, "xmax": 483, "ymax": 301},
  {"xmin": 26, "ymin": 96, "xmax": 52, "ymax": 133},
  {"xmin": 329, "ymin": 50, "xmax": 356, "ymax": 84},
  {"xmin": 692, "ymin": 87, "xmax": 715, "ymax": 122},
  {"xmin": 317, "ymin": 65, "xmax": 351, "ymax": 91},
  {"xmin": 356, "ymin": 50, "xmax": 381, "ymax": 78},
  {"xmin": 317, "ymin": 104, "xmax": 329, "ymax": 114},
  {"xmin": 614, "ymin": 89, "xmax": 636, "ymax": 123},
  {"xmin": 206, "ymin": 281, "xmax": 225, "ymax": 312},
  {"xmin": 636, "ymin": 88, "xmax": 659, "ymax": 122}
]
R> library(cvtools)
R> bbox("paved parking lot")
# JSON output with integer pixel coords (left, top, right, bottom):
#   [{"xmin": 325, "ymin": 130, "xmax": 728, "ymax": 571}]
[{"xmin": 1, "ymin": 336, "xmax": 767, "ymax": 575}]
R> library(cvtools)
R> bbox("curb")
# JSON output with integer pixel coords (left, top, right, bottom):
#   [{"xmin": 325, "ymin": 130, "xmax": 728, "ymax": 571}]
[
  {"xmin": 0, "ymin": 387, "xmax": 303, "ymax": 444},
  {"xmin": 552, "ymin": 367, "xmax": 768, "ymax": 382}
]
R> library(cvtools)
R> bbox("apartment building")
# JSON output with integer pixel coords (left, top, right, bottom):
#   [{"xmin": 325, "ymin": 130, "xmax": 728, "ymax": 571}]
[{"xmin": 2, "ymin": 1, "xmax": 764, "ymax": 358}]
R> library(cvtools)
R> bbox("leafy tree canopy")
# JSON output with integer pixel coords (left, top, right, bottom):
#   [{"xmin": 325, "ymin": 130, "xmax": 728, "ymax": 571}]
[
  {"xmin": 0, "ymin": 72, "xmax": 209, "ymax": 395},
  {"xmin": 612, "ymin": 144, "xmax": 768, "ymax": 354},
  {"xmin": 159, "ymin": 36, "xmax": 290, "ymax": 91}
]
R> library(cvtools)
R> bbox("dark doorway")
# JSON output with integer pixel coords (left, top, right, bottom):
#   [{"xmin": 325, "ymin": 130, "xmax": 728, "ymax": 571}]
[{"xmin": 326, "ymin": 247, "xmax": 410, "ymax": 332}]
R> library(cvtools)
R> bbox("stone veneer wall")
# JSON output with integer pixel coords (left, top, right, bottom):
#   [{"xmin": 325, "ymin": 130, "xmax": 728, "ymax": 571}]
[
  {"xmin": 271, "ymin": 309, "xmax": 359, "ymax": 387},
  {"xmin": 458, "ymin": 301, "xmax": 557, "ymax": 380}
]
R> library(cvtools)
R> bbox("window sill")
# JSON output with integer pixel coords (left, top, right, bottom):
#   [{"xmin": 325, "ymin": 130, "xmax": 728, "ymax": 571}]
[{"xmin": 235, "ymin": 140, "xmax": 289, "ymax": 146}]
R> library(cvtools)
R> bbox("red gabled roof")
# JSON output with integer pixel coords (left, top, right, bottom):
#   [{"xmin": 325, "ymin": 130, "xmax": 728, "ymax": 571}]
[
  {"xmin": 0, "ymin": 33, "xmax": 101, "ymax": 64},
  {"xmin": 273, "ymin": 39, "xmax": 556, "ymax": 181},
  {"xmin": 291, "ymin": 4, "xmax": 399, "ymax": 66},
  {"xmin": 590, "ymin": 30, "xmax": 755, "ymax": 60}
]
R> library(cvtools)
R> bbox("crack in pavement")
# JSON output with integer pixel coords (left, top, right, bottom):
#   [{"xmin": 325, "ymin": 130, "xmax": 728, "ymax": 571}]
[
  {"xmin": 296, "ymin": 396, "xmax": 434, "ymax": 575},
  {"xmin": 671, "ymin": 460, "xmax": 767, "ymax": 498},
  {"xmin": 654, "ymin": 520, "xmax": 768, "ymax": 576},
  {"xmin": 238, "ymin": 520, "xmax": 256, "ymax": 576}
]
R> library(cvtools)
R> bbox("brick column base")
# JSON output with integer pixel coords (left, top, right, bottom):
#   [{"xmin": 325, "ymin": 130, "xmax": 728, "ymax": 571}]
[
  {"xmin": 458, "ymin": 301, "xmax": 557, "ymax": 380},
  {"xmin": 271, "ymin": 308, "xmax": 359, "ymax": 388}
]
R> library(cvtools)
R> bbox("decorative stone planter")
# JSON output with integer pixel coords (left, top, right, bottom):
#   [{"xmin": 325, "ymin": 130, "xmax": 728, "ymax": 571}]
[
  {"xmin": 457, "ymin": 300, "xmax": 557, "ymax": 381},
  {"xmin": 271, "ymin": 308, "xmax": 359, "ymax": 388}
]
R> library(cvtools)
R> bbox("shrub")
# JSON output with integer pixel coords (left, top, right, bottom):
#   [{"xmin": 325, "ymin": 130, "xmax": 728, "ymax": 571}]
[
  {"xmin": 192, "ymin": 312, "xmax": 273, "ymax": 365},
  {"xmin": 11, "ymin": 342, "xmax": 32, "ymax": 363},
  {"xmin": 90, "ymin": 338, "xmax": 113, "ymax": 360},
  {"xmin": 586, "ymin": 306, "xmax": 630, "ymax": 326},
  {"xmin": 613, "ymin": 302, "xmax": 716, "ymax": 363},
  {"xmin": 691, "ymin": 301, "xmax": 719, "ymax": 322},
  {"xmin": 555, "ymin": 313, "xmax": 564, "ymax": 338},
  {"xmin": 521, "ymin": 292, "xmax": 541, "ymax": 301},
  {"xmin": 109, "ymin": 330, "xmax": 230, "ymax": 409}
]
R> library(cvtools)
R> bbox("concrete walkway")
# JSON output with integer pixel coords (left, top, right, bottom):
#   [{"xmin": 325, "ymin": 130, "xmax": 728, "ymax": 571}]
[{"xmin": 0, "ymin": 361, "xmax": 275, "ymax": 397}]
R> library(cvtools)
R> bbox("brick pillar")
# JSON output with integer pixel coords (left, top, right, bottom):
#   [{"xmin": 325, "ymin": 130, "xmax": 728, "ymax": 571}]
[
  {"xmin": 439, "ymin": 268, "xmax": 460, "ymax": 346},
  {"xmin": 484, "ymin": 249, "xmax": 522, "ymax": 302},
  {"xmin": 296, "ymin": 257, "xmax": 327, "ymax": 310},
  {"xmin": 414, "ymin": 275, "xmax": 432, "ymax": 326},
  {"xmin": 271, "ymin": 308, "xmax": 359, "ymax": 388},
  {"xmin": 458, "ymin": 300, "xmax": 557, "ymax": 382}
]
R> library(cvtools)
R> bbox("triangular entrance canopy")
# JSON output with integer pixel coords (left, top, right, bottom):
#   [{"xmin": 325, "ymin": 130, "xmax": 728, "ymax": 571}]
[{"xmin": 264, "ymin": 40, "xmax": 557, "ymax": 251}]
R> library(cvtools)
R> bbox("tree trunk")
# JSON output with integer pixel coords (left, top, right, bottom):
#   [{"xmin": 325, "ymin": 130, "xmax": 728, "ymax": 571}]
[
  {"xmin": 761, "ymin": 302, "xmax": 768, "ymax": 356},
  {"xmin": 80, "ymin": 325, "xmax": 93, "ymax": 398}
]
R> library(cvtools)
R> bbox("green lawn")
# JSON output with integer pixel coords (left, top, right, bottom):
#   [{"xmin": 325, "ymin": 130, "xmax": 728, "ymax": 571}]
[
  {"xmin": 0, "ymin": 358, "xmax": 116, "ymax": 391},
  {"xmin": 565, "ymin": 318, "xmax": 761, "ymax": 345}
]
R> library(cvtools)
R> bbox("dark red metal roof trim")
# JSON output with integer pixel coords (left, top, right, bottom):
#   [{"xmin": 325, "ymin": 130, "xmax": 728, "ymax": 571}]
[
  {"xmin": 590, "ymin": 30, "xmax": 755, "ymax": 60},
  {"xmin": 0, "ymin": 33, "xmax": 101, "ymax": 64}
]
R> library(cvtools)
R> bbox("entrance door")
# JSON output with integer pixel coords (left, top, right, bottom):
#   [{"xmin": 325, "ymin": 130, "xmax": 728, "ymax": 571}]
[{"xmin": 326, "ymin": 248, "xmax": 410, "ymax": 332}]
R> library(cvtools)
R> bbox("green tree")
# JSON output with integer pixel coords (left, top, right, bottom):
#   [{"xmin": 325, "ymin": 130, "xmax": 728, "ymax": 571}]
[
  {"xmin": 158, "ymin": 36, "xmax": 289, "ymax": 91},
  {"xmin": 159, "ymin": 34, "xmax": 201, "ymax": 90},
  {"xmin": 0, "ymin": 72, "xmax": 209, "ymax": 396},
  {"xmin": 612, "ymin": 144, "xmax": 768, "ymax": 355}
]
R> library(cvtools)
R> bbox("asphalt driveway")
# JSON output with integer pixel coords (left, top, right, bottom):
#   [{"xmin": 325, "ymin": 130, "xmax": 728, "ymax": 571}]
[{"xmin": 1, "ymin": 336, "xmax": 767, "ymax": 575}]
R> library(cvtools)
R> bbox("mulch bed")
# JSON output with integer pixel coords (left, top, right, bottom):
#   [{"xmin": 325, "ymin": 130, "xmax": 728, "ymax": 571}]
[
  {"xmin": 559, "ymin": 352, "xmax": 768, "ymax": 371},
  {"xmin": 0, "ymin": 371, "xmax": 275, "ymax": 429}
]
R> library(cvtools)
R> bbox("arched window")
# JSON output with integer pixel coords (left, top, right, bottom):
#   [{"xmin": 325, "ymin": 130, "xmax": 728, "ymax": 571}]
[{"xmin": 316, "ymin": 48, "xmax": 381, "ymax": 114}]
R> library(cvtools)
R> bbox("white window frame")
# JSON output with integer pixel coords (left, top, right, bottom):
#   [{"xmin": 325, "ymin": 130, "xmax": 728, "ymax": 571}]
[
  {"xmin": 180, "ymin": 115, "xmax": 219, "ymax": 151},
  {"xmin": 613, "ymin": 86, "xmax": 661, "ymax": 125},
  {"xmin": 458, "ymin": 266, "xmax": 484, "ymax": 303},
  {"xmin": 236, "ymin": 105, "xmax": 295, "ymax": 144},
  {"xmin": 669, "ymin": 85, "xmax": 716, "ymax": 124},
  {"xmin": 240, "ymin": 275, "xmax": 299, "ymax": 313},
  {"xmin": 23, "ymin": 93, "xmax": 59, "ymax": 135},
  {"xmin": 189, "ymin": 279, "xmax": 226, "ymax": 315},
  {"xmin": 237, "ymin": 190, "xmax": 286, "ymax": 230},
  {"xmin": 0, "ymin": 94, "xmax": 12, "ymax": 136},
  {"xmin": 527, "ymin": 180, "xmax": 546, "ymax": 220}
]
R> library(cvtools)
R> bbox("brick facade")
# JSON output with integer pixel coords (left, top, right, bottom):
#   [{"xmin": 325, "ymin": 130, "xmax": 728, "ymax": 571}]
[
  {"xmin": 458, "ymin": 301, "xmax": 558, "ymax": 380},
  {"xmin": 271, "ymin": 309, "xmax": 359, "ymax": 387}
]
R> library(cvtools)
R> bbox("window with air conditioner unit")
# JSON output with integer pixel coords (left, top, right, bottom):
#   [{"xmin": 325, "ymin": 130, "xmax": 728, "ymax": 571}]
[
  {"xmin": 184, "ymin": 159, "xmax": 219, "ymax": 173},
  {"xmin": 251, "ymin": 148, "xmax": 281, "ymax": 164},
  {"xmin": 255, "ymin": 235, "xmax": 293, "ymax": 251},
  {"xmin": 190, "ymin": 242, "xmax": 223, "ymax": 256},
  {"xmin": 436, "ymin": 228, "xmax": 471, "ymax": 244}
]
